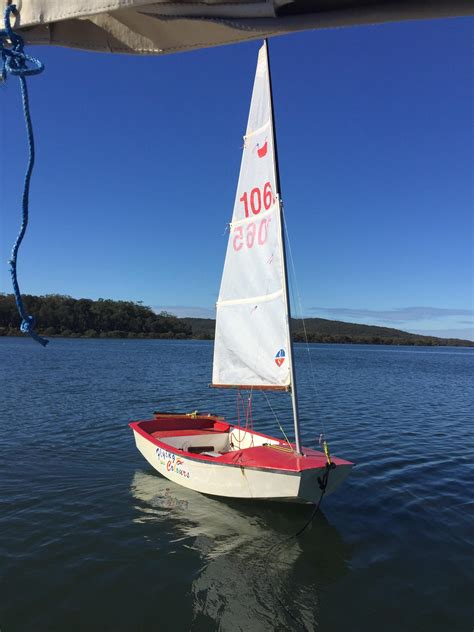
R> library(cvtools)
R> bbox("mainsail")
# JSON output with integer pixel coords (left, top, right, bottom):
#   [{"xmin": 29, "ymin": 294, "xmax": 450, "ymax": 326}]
[{"xmin": 212, "ymin": 42, "xmax": 291, "ymax": 391}]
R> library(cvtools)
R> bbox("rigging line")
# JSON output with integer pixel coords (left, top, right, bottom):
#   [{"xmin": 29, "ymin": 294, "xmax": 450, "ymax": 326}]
[
  {"xmin": 281, "ymin": 204, "xmax": 327, "ymax": 439},
  {"xmin": 254, "ymin": 195, "xmax": 293, "ymax": 450},
  {"xmin": 233, "ymin": 390, "xmax": 253, "ymax": 448},
  {"xmin": 262, "ymin": 390, "xmax": 292, "ymax": 449},
  {"xmin": 266, "ymin": 462, "xmax": 333, "ymax": 560},
  {"xmin": 263, "ymin": 462, "xmax": 334, "ymax": 629},
  {"xmin": 1, "ymin": 4, "xmax": 48, "ymax": 346},
  {"xmin": 246, "ymin": 388, "xmax": 254, "ymax": 447},
  {"xmin": 233, "ymin": 390, "xmax": 245, "ymax": 447}
]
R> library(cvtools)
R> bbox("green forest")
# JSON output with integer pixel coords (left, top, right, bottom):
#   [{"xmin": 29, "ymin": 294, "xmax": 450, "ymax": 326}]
[
  {"xmin": 1, "ymin": 294, "xmax": 472, "ymax": 346},
  {"xmin": 0, "ymin": 294, "xmax": 191, "ymax": 339}
]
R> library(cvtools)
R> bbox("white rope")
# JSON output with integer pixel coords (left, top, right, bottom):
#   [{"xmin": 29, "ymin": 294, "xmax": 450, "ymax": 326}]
[{"xmin": 232, "ymin": 390, "xmax": 255, "ymax": 449}]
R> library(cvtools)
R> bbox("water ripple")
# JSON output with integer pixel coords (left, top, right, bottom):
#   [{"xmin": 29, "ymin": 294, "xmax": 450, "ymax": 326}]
[{"xmin": 0, "ymin": 339, "xmax": 472, "ymax": 631}]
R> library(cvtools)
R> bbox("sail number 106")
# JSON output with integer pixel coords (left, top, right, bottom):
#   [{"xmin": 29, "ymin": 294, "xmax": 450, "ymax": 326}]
[{"xmin": 240, "ymin": 182, "xmax": 273, "ymax": 217}]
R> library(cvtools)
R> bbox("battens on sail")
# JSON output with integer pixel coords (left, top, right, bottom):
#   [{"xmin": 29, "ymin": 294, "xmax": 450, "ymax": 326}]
[{"xmin": 212, "ymin": 43, "xmax": 291, "ymax": 391}]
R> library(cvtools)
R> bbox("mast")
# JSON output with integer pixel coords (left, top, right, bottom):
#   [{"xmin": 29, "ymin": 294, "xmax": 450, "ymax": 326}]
[{"xmin": 264, "ymin": 39, "xmax": 303, "ymax": 455}]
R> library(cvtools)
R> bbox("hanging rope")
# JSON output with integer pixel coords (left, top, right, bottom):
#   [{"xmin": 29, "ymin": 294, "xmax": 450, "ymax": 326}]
[
  {"xmin": 262, "ymin": 461, "xmax": 335, "ymax": 628},
  {"xmin": 1, "ymin": 3, "xmax": 48, "ymax": 346},
  {"xmin": 232, "ymin": 390, "xmax": 255, "ymax": 449}
]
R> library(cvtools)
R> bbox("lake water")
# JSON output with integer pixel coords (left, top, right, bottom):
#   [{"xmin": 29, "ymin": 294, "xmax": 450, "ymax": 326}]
[{"xmin": 1, "ymin": 338, "xmax": 472, "ymax": 631}]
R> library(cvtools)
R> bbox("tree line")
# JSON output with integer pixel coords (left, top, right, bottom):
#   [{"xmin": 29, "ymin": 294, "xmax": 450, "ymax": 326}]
[
  {"xmin": 183, "ymin": 316, "xmax": 474, "ymax": 347},
  {"xmin": 1, "ymin": 294, "xmax": 472, "ymax": 346},
  {"xmin": 0, "ymin": 294, "xmax": 191, "ymax": 339}
]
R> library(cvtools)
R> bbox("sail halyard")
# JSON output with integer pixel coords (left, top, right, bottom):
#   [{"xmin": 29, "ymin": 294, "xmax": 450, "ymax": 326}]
[{"xmin": 265, "ymin": 39, "xmax": 302, "ymax": 454}]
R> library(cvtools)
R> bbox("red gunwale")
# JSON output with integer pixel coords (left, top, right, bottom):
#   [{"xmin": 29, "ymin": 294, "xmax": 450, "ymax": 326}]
[{"xmin": 129, "ymin": 414, "xmax": 353, "ymax": 473}]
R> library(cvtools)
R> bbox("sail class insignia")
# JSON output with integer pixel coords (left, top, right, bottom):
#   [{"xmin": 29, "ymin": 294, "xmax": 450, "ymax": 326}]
[{"xmin": 275, "ymin": 348, "xmax": 286, "ymax": 367}]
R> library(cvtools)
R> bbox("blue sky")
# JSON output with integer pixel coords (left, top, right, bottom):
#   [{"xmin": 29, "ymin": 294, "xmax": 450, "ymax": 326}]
[{"xmin": 1, "ymin": 17, "xmax": 473, "ymax": 339}]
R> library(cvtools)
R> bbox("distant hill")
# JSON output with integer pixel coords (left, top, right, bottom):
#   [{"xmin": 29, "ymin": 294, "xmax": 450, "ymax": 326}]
[
  {"xmin": 182, "ymin": 316, "xmax": 473, "ymax": 347},
  {"xmin": 181, "ymin": 318, "xmax": 216, "ymax": 338},
  {"xmin": 0, "ymin": 294, "xmax": 472, "ymax": 346}
]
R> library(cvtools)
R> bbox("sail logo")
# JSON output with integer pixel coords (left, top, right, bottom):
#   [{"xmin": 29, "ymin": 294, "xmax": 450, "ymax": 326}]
[
  {"xmin": 255, "ymin": 140, "xmax": 268, "ymax": 158},
  {"xmin": 275, "ymin": 348, "xmax": 286, "ymax": 367}
]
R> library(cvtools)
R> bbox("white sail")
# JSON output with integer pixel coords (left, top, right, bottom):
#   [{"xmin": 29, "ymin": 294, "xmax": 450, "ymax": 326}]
[{"xmin": 212, "ymin": 43, "xmax": 291, "ymax": 390}]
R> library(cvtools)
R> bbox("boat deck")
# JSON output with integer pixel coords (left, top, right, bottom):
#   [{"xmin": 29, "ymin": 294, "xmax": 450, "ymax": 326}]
[
  {"xmin": 211, "ymin": 444, "xmax": 349, "ymax": 471},
  {"xmin": 131, "ymin": 415, "xmax": 353, "ymax": 473}
]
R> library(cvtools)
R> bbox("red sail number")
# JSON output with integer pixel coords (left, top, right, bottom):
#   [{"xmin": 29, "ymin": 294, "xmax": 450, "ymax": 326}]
[
  {"xmin": 233, "ymin": 218, "xmax": 271, "ymax": 251},
  {"xmin": 240, "ymin": 182, "xmax": 274, "ymax": 218}
]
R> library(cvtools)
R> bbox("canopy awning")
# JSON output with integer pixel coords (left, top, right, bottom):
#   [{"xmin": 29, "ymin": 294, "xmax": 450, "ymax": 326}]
[{"xmin": 11, "ymin": 0, "xmax": 474, "ymax": 56}]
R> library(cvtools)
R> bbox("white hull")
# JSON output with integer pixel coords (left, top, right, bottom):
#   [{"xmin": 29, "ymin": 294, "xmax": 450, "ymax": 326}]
[{"xmin": 132, "ymin": 426, "xmax": 351, "ymax": 504}]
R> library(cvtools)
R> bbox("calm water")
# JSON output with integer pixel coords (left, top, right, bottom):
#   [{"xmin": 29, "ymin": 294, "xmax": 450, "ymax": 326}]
[{"xmin": 1, "ymin": 338, "xmax": 472, "ymax": 631}]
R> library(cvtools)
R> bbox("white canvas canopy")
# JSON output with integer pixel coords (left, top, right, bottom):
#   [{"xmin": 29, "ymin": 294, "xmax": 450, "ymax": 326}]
[{"xmin": 12, "ymin": 1, "xmax": 474, "ymax": 56}]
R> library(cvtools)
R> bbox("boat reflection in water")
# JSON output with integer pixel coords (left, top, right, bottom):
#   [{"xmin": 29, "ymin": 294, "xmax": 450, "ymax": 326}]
[{"xmin": 130, "ymin": 469, "xmax": 350, "ymax": 631}]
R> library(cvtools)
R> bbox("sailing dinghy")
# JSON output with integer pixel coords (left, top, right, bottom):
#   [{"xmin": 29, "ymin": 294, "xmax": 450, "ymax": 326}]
[{"xmin": 130, "ymin": 41, "xmax": 353, "ymax": 504}]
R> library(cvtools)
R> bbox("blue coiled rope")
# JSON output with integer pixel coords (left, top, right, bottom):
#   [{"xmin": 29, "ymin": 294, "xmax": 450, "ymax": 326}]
[{"xmin": 1, "ymin": 3, "xmax": 48, "ymax": 345}]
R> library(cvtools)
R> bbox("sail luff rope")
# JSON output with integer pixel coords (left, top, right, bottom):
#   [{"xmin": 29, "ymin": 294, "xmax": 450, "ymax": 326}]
[{"xmin": 265, "ymin": 39, "xmax": 302, "ymax": 454}]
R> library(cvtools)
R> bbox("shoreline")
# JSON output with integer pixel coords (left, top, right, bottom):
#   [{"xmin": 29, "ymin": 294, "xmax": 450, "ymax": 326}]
[{"xmin": 1, "ymin": 332, "xmax": 472, "ymax": 348}]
